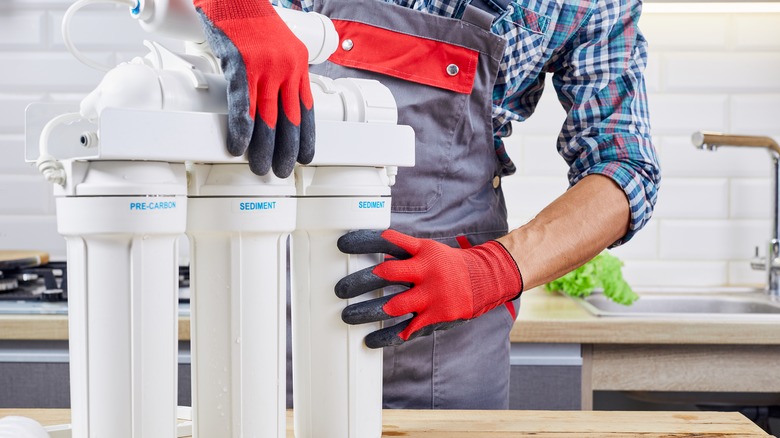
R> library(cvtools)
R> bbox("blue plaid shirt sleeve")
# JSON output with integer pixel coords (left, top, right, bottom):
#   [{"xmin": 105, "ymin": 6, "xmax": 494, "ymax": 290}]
[
  {"xmin": 545, "ymin": 1, "xmax": 660, "ymax": 245},
  {"xmin": 275, "ymin": 0, "xmax": 310, "ymax": 10}
]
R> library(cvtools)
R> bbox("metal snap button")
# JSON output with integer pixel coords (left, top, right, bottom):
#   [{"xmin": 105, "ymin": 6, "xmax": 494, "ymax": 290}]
[
  {"xmin": 341, "ymin": 39, "xmax": 354, "ymax": 51},
  {"xmin": 446, "ymin": 64, "xmax": 459, "ymax": 76}
]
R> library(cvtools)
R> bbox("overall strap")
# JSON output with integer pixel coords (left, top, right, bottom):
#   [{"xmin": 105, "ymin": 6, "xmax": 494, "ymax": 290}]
[{"xmin": 461, "ymin": 0, "xmax": 511, "ymax": 29}]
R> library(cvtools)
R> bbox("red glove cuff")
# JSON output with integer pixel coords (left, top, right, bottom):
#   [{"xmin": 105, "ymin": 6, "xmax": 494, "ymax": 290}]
[
  {"xmin": 466, "ymin": 241, "xmax": 524, "ymax": 318},
  {"xmin": 194, "ymin": 0, "xmax": 276, "ymax": 23}
]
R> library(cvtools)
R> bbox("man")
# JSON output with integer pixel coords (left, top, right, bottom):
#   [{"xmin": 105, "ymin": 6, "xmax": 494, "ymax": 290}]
[{"xmin": 194, "ymin": 0, "xmax": 660, "ymax": 409}]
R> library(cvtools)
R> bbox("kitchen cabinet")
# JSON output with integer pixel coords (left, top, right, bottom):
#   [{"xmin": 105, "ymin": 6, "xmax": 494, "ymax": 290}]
[
  {"xmin": 509, "ymin": 343, "xmax": 583, "ymax": 410},
  {"xmin": 0, "ymin": 339, "xmax": 193, "ymax": 408}
]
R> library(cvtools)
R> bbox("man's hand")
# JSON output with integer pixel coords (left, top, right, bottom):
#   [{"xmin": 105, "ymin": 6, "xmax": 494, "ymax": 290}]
[
  {"xmin": 335, "ymin": 230, "xmax": 523, "ymax": 348},
  {"xmin": 194, "ymin": 0, "xmax": 315, "ymax": 178}
]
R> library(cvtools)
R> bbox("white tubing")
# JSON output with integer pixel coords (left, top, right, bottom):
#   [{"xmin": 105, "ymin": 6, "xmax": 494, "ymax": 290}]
[
  {"xmin": 275, "ymin": 7, "xmax": 338, "ymax": 64},
  {"xmin": 62, "ymin": 0, "xmax": 137, "ymax": 72},
  {"xmin": 36, "ymin": 112, "xmax": 82, "ymax": 186}
]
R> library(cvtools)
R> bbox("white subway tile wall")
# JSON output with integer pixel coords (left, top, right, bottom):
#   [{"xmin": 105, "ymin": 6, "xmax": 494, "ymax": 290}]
[{"xmin": 0, "ymin": 4, "xmax": 777, "ymax": 288}]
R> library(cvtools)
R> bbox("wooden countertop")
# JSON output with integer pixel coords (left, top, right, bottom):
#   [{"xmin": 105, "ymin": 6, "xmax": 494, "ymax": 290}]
[
  {"xmin": 4, "ymin": 288, "xmax": 780, "ymax": 345},
  {"xmin": 0, "ymin": 314, "xmax": 69, "ymax": 341},
  {"xmin": 0, "ymin": 408, "xmax": 770, "ymax": 437},
  {"xmin": 0, "ymin": 314, "xmax": 191, "ymax": 342}
]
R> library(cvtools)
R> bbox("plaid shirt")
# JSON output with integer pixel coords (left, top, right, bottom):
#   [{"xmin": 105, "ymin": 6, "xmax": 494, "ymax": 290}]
[{"xmin": 279, "ymin": 0, "xmax": 660, "ymax": 244}]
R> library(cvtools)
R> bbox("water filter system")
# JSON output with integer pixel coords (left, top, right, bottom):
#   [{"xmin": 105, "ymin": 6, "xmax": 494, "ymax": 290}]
[{"xmin": 23, "ymin": 1, "xmax": 415, "ymax": 437}]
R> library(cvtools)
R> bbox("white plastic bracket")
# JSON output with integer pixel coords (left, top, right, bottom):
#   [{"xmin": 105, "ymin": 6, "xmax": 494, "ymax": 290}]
[
  {"xmin": 43, "ymin": 423, "xmax": 71, "ymax": 438},
  {"xmin": 142, "ymin": 40, "xmax": 209, "ymax": 89}
]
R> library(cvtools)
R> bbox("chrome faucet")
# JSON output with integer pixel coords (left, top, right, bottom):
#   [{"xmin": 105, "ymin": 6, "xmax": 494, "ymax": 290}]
[{"xmin": 692, "ymin": 131, "xmax": 780, "ymax": 298}]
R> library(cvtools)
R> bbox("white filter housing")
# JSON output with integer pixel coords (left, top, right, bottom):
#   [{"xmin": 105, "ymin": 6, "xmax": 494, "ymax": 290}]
[
  {"xmin": 292, "ymin": 167, "xmax": 388, "ymax": 438},
  {"xmin": 56, "ymin": 161, "xmax": 187, "ymax": 438},
  {"xmin": 187, "ymin": 164, "xmax": 296, "ymax": 438}
]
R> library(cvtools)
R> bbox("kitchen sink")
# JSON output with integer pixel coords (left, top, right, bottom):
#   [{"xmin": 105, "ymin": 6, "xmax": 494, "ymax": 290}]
[{"xmin": 572, "ymin": 286, "xmax": 780, "ymax": 318}]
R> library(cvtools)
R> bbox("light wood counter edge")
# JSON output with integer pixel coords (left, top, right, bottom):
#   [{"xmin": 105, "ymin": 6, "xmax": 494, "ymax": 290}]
[
  {"xmin": 510, "ymin": 288, "xmax": 780, "ymax": 345},
  {"xmin": 0, "ymin": 408, "xmax": 769, "ymax": 437},
  {"xmin": 0, "ymin": 315, "xmax": 69, "ymax": 341},
  {"xmin": 0, "ymin": 315, "xmax": 191, "ymax": 342}
]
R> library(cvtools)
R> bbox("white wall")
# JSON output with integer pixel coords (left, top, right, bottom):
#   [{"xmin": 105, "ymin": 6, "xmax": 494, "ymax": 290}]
[{"xmin": 0, "ymin": 2, "xmax": 778, "ymax": 288}]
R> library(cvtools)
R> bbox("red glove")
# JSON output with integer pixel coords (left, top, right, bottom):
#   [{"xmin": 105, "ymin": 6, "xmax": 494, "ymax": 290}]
[
  {"xmin": 336, "ymin": 230, "xmax": 523, "ymax": 348},
  {"xmin": 194, "ymin": 0, "xmax": 315, "ymax": 177}
]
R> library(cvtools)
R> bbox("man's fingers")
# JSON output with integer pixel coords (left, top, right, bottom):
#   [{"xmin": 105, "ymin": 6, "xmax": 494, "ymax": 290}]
[
  {"xmin": 341, "ymin": 294, "xmax": 396, "ymax": 324},
  {"xmin": 272, "ymin": 98, "xmax": 300, "ymax": 178},
  {"xmin": 362, "ymin": 318, "xmax": 468, "ymax": 349},
  {"xmin": 335, "ymin": 266, "xmax": 410, "ymax": 299},
  {"xmin": 337, "ymin": 230, "xmax": 412, "ymax": 259},
  {"xmin": 364, "ymin": 320, "xmax": 410, "ymax": 349},
  {"xmin": 247, "ymin": 117, "xmax": 275, "ymax": 176},
  {"xmin": 225, "ymin": 108, "xmax": 253, "ymax": 158},
  {"xmin": 222, "ymin": 56, "xmax": 253, "ymax": 158},
  {"xmin": 298, "ymin": 99, "xmax": 315, "ymax": 165}
]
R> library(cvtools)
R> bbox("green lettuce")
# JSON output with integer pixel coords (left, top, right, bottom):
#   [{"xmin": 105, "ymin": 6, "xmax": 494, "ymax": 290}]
[{"xmin": 544, "ymin": 252, "xmax": 638, "ymax": 305}]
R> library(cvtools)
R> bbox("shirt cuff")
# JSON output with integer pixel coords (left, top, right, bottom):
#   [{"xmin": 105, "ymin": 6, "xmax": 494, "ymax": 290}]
[{"xmin": 578, "ymin": 160, "xmax": 657, "ymax": 247}]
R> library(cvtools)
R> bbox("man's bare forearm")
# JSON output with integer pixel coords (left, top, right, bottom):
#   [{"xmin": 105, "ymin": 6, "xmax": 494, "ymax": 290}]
[{"xmin": 497, "ymin": 174, "xmax": 631, "ymax": 290}]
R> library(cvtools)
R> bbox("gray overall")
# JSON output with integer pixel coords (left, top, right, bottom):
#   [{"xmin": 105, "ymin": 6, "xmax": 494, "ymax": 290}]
[{"xmin": 303, "ymin": 0, "xmax": 516, "ymax": 409}]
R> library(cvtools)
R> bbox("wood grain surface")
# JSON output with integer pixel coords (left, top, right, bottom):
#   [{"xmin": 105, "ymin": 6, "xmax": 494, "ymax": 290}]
[
  {"xmin": 0, "ymin": 315, "xmax": 69, "ymax": 340},
  {"xmin": 0, "ymin": 409, "xmax": 769, "ymax": 437}
]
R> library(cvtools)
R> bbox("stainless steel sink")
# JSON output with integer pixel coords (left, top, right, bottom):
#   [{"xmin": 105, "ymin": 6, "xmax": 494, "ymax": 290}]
[{"xmin": 572, "ymin": 286, "xmax": 780, "ymax": 318}]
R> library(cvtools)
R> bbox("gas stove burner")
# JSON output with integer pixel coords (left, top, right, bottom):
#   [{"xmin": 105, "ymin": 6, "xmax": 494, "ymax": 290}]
[
  {"xmin": 0, "ymin": 262, "xmax": 67, "ymax": 301},
  {"xmin": 0, "ymin": 276, "xmax": 19, "ymax": 292},
  {"xmin": 18, "ymin": 272, "xmax": 40, "ymax": 282},
  {"xmin": 40, "ymin": 288, "xmax": 66, "ymax": 301},
  {"xmin": 0, "ymin": 262, "xmax": 190, "ymax": 304}
]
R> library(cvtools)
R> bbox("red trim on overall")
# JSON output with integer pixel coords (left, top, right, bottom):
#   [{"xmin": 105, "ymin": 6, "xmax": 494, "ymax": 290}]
[
  {"xmin": 329, "ymin": 20, "xmax": 479, "ymax": 94},
  {"xmin": 454, "ymin": 235, "xmax": 472, "ymax": 250},
  {"xmin": 505, "ymin": 296, "xmax": 517, "ymax": 320},
  {"xmin": 454, "ymin": 235, "xmax": 517, "ymax": 320}
]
